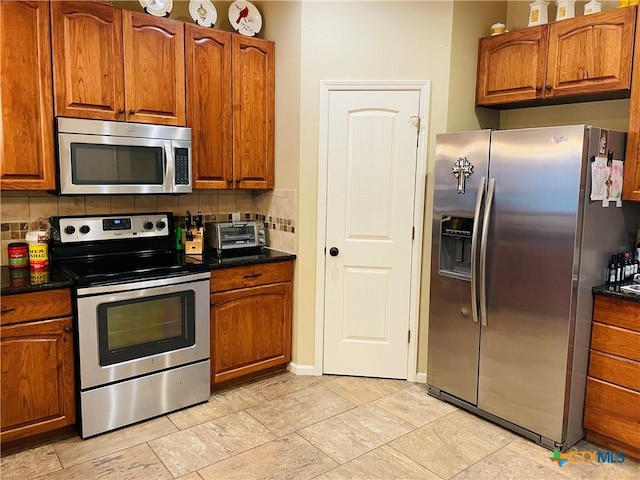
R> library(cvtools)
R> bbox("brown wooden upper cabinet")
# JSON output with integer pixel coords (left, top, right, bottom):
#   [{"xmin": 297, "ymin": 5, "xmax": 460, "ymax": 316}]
[
  {"xmin": 51, "ymin": 1, "xmax": 186, "ymax": 126},
  {"xmin": 187, "ymin": 24, "xmax": 275, "ymax": 189},
  {"xmin": 623, "ymin": 9, "xmax": 640, "ymax": 201},
  {"xmin": 0, "ymin": 0, "xmax": 56, "ymax": 190},
  {"xmin": 476, "ymin": 7, "xmax": 636, "ymax": 107}
]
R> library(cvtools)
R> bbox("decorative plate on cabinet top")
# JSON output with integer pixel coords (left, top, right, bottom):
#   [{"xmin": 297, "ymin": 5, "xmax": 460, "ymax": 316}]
[
  {"xmin": 139, "ymin": 0, "xmax": 173, "ymax": 17},
  {"xmin": 189, "ymin": 0, "xmax": 217, "ymax": 27},
  {"xmin": 228, "ymin": 0, "xmax": 262, "ymax": 37}
]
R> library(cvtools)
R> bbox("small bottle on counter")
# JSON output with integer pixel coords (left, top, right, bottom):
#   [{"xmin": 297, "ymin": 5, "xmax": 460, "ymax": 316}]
[
  {"xmin": 616, "ymin": 253, "xmax": 624, "ymax": 283},
  {"xmin": 608, "ymin": 255, "xmax": 617, "ymax": 284},
  {"xmin": 624, "ymin": 252, "xmax": 632, "ymax": 279}
]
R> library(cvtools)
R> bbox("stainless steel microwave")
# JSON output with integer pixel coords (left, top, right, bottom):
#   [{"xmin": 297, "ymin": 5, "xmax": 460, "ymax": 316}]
[{"xmin": 56, "ymin": 117, "xmax": 192, "ymax": 195}]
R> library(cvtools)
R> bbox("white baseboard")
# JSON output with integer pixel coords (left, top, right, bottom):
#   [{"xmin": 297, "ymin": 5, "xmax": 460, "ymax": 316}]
[
  {"xmin": 415, "ymin": 372, "xmax": 427, "ymax": 384},
  {"xmin": 287, "ymin": 362, "xmax": 319, "ymax": 376}
]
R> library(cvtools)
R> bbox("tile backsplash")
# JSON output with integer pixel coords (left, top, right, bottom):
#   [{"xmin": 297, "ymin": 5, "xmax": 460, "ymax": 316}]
[{"xmin": 0, "ymin": 189, "xmax": 296, "ymax": 265}]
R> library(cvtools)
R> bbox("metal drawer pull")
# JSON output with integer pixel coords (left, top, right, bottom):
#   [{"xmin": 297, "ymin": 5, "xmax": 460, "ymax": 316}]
[
  {"xmin": 243, "ymin": 273, "xmax": 262, "ymax": 279},
  {"xmin": 0, "ymin": 307, "xmax": 16, "ymax": 314}
]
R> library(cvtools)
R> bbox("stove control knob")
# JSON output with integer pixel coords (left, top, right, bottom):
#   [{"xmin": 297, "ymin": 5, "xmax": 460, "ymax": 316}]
[
  {"xmin": 156, "ymin": 220, "xmax": 166, "ymax": 229},
  {"xmin": 143, "ymin": 221, "xmax": 154, "ymax": 230},
  {"xmin": 64, "ymin": 225, "xmax": 76, "ymax": 235},
  {"xmin": 258, "ymin": 229, "xmax": 265, "ymax": 235},
  {"xmin": 258, "ymin": 238, "xmax": 266, "ymax": 244},
  {"xmin": 79, "ymin": 225, "xmax": 90, "ymax": 234}
]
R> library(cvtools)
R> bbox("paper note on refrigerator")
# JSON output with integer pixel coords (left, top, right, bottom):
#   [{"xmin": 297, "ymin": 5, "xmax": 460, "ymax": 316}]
[
  {"xmin": 590, "ymin": 156, "xmax": 607, "ymax": 201},
  {"xmin": 609, "ymin": 159, "xmax": 623, "ymax": 207}
]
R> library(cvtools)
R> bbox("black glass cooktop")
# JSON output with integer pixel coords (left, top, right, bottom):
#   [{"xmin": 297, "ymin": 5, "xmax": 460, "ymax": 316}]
[{"xmin": 56, "ymin": 251, "xmax": 209, "ymax": 287}]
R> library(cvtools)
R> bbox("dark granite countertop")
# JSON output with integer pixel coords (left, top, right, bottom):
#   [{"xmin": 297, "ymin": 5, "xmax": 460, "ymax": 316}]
[
  {"xmin": 1, "ymin": 266, "xmax": 74, "ymax": 296},
  {"xmin": 1, "ymin": 248, "xmax": 296, "ymax": 296},
  {"xmin": 200, "ymin": 248, "xmax": 296, "ymax": 269},
  {"xmin": 592, "ymin": 282, "xmax": 640, "ymax": 302}
]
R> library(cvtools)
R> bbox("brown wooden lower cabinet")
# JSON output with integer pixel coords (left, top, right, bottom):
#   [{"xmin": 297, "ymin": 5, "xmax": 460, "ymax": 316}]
[
  {"xmin": 1, "ymin": 289, "xmax": 76, "ymax": 445},
  {"xmin": 584, "ymin": 294, "xmax": 640, "ymax": 460},
  {"xmin": 210, "ymin": 261, "xmax": 293, "ymax": 385}
]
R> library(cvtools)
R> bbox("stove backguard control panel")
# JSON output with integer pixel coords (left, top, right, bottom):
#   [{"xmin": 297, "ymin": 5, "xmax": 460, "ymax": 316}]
[{"xmin": 56, "ymin": 213, "xmax": 170, "ymax": 243}]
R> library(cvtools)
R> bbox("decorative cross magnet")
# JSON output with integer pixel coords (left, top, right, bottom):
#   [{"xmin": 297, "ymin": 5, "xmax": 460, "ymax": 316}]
[{"xmin": 451, "ymin": 157, "xmax": 474, "ymax": 194}]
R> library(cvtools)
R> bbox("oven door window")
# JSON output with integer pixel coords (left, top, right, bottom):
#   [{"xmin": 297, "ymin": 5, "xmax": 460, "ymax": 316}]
[
  {"xmin": 97, "ymin": 291, "xmax": 195, "ymax": 366},
  {"xmin": 71, "ymin": 143, "xmax": 164, "ymax": 185}
]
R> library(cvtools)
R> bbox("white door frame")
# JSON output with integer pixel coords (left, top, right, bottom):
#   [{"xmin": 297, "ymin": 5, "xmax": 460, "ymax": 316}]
[{"xmin": 314, "ymin": 80, "xmax": 430, "ymax": 381}]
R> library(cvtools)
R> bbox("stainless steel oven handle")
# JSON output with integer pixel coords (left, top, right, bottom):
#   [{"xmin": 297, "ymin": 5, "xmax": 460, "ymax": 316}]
[
  {"xmin": 76, "ymin": 271, "xmax": 210, "ymax": 296},
  {"xmin": 471, "ymin": 176, "xmax": 486, "ymax": 324},
  {"xmin": 480, "ymin": 178, "xmax": 495, "ymax": 327}
]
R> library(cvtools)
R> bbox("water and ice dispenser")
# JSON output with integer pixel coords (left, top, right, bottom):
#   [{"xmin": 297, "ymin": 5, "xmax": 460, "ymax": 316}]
[{"xmin": 439, "ymin": 216, "xmax": 473, "ymax": 279}]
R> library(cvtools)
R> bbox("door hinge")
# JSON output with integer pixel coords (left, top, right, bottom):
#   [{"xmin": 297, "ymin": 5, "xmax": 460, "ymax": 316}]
[
  {"xmin": 412, "ymin": 226, "xmax": 415, "ymax": 240},
  {"xmin": 408, "ymin": 330, "xmax": 411, "ymax": 343}
]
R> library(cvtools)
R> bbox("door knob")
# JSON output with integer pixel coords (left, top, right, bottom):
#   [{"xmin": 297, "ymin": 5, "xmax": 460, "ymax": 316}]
[{"xmin": 329, "ymin": 247, "xmax": 339, "ymax": 256}]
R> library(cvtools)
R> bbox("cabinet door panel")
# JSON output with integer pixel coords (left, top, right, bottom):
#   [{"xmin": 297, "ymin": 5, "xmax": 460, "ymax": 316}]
[
  {"xmin": 476, "ymin": 26, "xmax": 548, "ymax": 106},
  {"xmin": 211, "ymin": 282, "xmax": 291, "ymax": 383},
  {"xmin": 623, "ymin": 9, "xmax": 640, "ymax": 201},
  {"xmin": 0, "ymin": 0, "xmax": 55, "ymax": 190},
  {"xmin": 547, "ymin": 8, "xmax": 635, "ymax": 97},
  {"xmin": 51, "ymin": 1, "xmax": 124, "ymax": 121},
  {"xmin": 584, "ymin": 377, "xmax": 640, "ymax": 453},
  {"xmin": 186, "ymin": 25, "xmax": 233, "ymax": 189},
  {"xmin": 232, "ymin": 36, "xmax": 274, "ymax": 189},
  {"xmin": 1, "ymin": 317, "xmax": 75, "ymax": 443},
  {"xmin": 123, "ymin": 11, "xmax": 185, "ymax": 126}
]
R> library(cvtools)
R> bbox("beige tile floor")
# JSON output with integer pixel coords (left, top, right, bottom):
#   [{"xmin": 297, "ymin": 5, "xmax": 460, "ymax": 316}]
[{"xmin": 1, "ymin": 373, "xmax": 639, "ymax": 480}]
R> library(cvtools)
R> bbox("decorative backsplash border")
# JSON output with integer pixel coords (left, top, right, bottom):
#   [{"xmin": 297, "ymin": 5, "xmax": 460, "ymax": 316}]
[{"xmin": 0, "ymin": 189, "xmax": 297, "ymax": 264}]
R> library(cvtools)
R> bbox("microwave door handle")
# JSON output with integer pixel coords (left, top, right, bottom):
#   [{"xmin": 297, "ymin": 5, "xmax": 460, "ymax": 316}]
[{"xmin": 164, "ymin": 140, "xmax": 175, "ymax": 192}]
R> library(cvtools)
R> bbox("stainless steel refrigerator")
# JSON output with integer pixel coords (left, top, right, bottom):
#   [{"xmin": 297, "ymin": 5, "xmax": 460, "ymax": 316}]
[{"xmin": 427, "ymin": 125, "xmax": 637, "ymax": 451}]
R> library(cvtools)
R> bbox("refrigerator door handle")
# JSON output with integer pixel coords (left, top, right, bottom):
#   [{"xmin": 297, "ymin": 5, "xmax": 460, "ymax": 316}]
[
  {"xmin": 480, "ymin": 178, "xmax": 496, "ymax": 327},
  {"xmin": 471, "ymin": 176, "xmax": 486, "ymax": 324}
]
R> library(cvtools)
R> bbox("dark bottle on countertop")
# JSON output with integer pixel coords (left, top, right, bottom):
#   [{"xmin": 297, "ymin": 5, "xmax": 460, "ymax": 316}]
[
  {"xmin": 616, "ymin": 253, "xmax": 624, "ymax": 283},
  {"xmin": 608, "ymin": 255, "xmax": 617, "ymax": 284},
  {"xmin": 624, "ymin": 252, "xmax": 632, "ymax": 279}
]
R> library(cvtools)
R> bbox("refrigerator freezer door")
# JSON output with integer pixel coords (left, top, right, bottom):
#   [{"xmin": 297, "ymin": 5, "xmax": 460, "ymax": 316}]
[
  {"xmin": 478, "ymin": 125, "xmax": 587, "ymax": 443},
  {"xmin": 428, "ymin": 130, "xmax": 490, "ymax": 405}
]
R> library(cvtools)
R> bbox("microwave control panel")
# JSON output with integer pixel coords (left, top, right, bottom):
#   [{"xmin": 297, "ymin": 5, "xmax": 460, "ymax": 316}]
[{"xmin": 175, "ymin": 148, "xmax": 190, "ymax": 185}]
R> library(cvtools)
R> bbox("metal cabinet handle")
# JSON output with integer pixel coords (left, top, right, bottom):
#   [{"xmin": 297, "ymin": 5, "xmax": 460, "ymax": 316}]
[
  {"xmin": 545, "ymin": 84, "xmax": 552, "ymax": 91},
  {"xmin": 243, "ymin": 273, "xmax": 262, "ymax": 279},
  {"xmin": 0, "ymin": 307, "xmax": 16, "ymax": 314},
  {"xmin": 129, "ymin": 109, "xmax": 136, "ymax": 115},
  {"xmin": 64, "ymin": 326, "xmax": 72, "ymax": 333},
  {"xmin": 118, "ymin": 108, "xmax": 125, "ymax": 114},
  {"xmin": 535, "ymin": 86, "xmax": 542, "ymax": 93}
]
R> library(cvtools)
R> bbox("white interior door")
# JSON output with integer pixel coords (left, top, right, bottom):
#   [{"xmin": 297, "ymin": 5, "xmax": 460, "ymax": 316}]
[{"xmin": 322, "ymin": 89, "xmax": 421, "ymax": 379}]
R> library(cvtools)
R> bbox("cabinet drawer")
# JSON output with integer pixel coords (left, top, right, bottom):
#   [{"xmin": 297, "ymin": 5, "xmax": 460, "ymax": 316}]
[
  {"xmin": 584, "ymin": 377, "xmax": 640, "ymax": 450},
  {"xmin": 210, "ymin": 261, "xmax": 293, "ymax": 293},
  {"xmin": 593, "ymin": 295, "xmax": 640, "ymax": 332},
  {"xmin": 589, "ymin": 350, "xmax": 640, "ymax": 392},
  {"xmin": 591, "ymin": 322, "xmax": 640, "ymax": 362},
  {"xmin": 0, "ymin": 289, "xmax": 72, "ymax": 326}
]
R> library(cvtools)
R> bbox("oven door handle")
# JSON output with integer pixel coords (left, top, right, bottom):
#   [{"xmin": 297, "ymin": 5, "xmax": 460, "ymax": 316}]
[{"xmin": 76, "ymin": 271, "xmax": 210, "ymax": 296}]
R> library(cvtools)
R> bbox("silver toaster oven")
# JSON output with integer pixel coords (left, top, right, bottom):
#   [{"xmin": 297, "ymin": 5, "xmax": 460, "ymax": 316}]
[{"xmin": 205, "ymin": 221, "xmax": 266, "ymax": 256}]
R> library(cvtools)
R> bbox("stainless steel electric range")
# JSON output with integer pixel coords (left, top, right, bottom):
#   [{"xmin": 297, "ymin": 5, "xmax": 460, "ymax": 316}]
[{"xmin": 49, "ymin": 212, "xmax": 211, "ymax": 438}]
